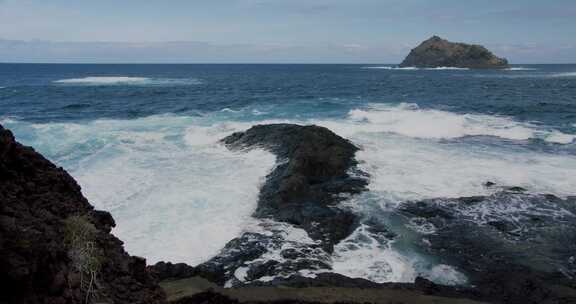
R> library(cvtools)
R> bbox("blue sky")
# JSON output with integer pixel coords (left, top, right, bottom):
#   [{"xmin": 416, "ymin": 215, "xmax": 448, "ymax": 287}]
[{"xmin": 0, "ymin": 0, "xmax": 575, "ymax": 63}]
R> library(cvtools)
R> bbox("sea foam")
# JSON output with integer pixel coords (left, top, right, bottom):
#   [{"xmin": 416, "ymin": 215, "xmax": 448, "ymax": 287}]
[
  {"xmin": 331, "ymin": 223, "xmax": 418, "ymax": 283},
  {"xmin": 9, "ymin": 116, "xmax": 275, "ymax": 265},
  {"xmin": 343, "ymin": 103, "xmax": 574, "ymax": 144},
  {"xmin": 364, "ymin": 66, "xmax": 469, "ymax": 71},
  {"xmin": 54, "ymin": 76, "xmax": 201, "ymax": 86},
  {"xmin": 4, "ymin": 103, "xmax": 575, "ymax": 283},
  {"xmin": 55, "ymin": 76, "xmax": 149, "ymax": 84},
  {"xmin": 550, "ymin": 72, "xmax": 576, "ymax": 78},
  {"xmin": 505, "ymin": 67, "xmax": 538, "ymax": 71}
]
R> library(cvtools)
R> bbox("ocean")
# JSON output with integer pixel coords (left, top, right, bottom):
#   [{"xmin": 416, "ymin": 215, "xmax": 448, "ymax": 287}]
[{"xmin": 1, "ymin": 63, "xmax": 575, "ymax": 284}]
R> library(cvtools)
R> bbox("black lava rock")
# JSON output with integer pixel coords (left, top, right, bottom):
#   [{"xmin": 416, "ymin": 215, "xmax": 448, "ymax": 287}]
[{"xmin": 400, "ymin": 36, "xmax": 509, "ymax": 69}]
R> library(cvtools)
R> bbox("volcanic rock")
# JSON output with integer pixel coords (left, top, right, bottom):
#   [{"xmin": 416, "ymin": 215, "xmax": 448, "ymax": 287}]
[
  {"xmin": 400, "ymin": 36, "xmax": 509, "ymax": 69},
  {"xmin": 197, "ymin": 124, "xmax": 369, "ymax": 285},
  {"xmin": 0, "ymin": 124, "xmax": 165, "ymax": 304},
  {"xmin": 399, "ymin": 191, "xmax": 576, "ymax": 303}
]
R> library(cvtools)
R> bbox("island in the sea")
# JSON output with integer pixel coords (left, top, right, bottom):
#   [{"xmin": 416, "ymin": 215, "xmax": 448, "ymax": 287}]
[{"xmin": 400, "ymin": 36, "xmax": 509, "ymax": 69}]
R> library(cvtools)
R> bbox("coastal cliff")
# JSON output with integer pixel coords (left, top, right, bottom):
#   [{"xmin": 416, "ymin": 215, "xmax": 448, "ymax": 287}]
[
  {"xmin": 0, "ymin": 124, "xmax": 165, "ymax": 304},
  {"xmin": 400, "ymin": 36, "xmax": 509, "ymax": 69}
]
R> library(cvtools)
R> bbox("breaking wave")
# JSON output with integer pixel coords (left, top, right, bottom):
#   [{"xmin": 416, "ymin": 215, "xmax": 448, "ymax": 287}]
[
  {"xmin": 54, "ymin": 76, "xmax": 202, "ymax": 86},
  {"xmin": 505, "ymin": 67, "xmax": 538, "ymax": 71},
  {"xmin": 364, "ymin": 66, "xmax": 469, "ymax": 71},
  {"xmin": 341, "ymin": 103, "xmax": 575, "ymax": 144},
  {"xmin": 550, "ymin": 72, "xmax": 576, "ymax": 78},
  {"xmin": 3, "ymin": 101, "xmax": 575, "ymax": 284}
]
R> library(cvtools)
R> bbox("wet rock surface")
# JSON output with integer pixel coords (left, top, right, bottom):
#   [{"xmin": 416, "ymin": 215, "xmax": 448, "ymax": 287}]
[
  {"xmin": 149, "ymin": 261, "xmax": 198, "ymax": 281},
  {"xmin": 399, "ymin": 190, "xmax": 576, "ymax": 303},
  {"xmin": 222, "ymin": 123, "xmax": 368, "ymax": 246},
  {"xmin": 0, "ymin": 124, "xmax": 165, "ymax": 304},
  {"xmin": 400, "ymin": 36, "xmax": 509, "ymax": 69},
  {"xmin": 197, "ymin": 124, "xmax": 369, "ymax": 285}
]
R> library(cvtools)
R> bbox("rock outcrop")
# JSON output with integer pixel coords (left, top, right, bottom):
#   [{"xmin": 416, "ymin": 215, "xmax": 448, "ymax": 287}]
[
  {"xmin": 197, "ymin": 124, "xmax": 369, "ymax": 285},
  {"xmin": 400, "ymin": 36, "xmax": 509, "ymax": 69},
  {"xmin": 222, "ymin": 124, "xmax": 367, "ymax": 248},
  {"xmin": 0, "ymin": 124, "xmax": 165, "ymax": 304}
]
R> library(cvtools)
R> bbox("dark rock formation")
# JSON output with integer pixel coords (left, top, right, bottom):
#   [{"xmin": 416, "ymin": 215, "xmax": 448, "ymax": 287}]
[
  {"xmin": 197, "ymin": 124, "xmax": 368, "ymax": 285},
  {"xmin": 398, "ymin": 190, "xmax": 576, "ymax": 303},
  {"xmin": 149, "ymin": 261, "xmax": 198, "ymax": 282},
  {"xmin": 0, "ymin": 124, "xmax": 165, "ymax": 304},
  {"xmin": 400, "ymin": 36, "xmax": 509, "ymax": 69},
  {"xmin": 222, "ymin": 124, "xmax": 367, "ymax": 247}
]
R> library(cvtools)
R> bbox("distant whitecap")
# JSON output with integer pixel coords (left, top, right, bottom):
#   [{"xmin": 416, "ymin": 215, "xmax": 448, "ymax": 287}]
[
  {"xmin": 364, "ymin": 66, "xmax": 469, "ymax": 70},
  {"xmin": 54, "ymin": 76, "xmax": 202, "ymax": 86},
  {"xmin": 549, "ymin": 72, "xmax": 576, "ymax": 78},
  {"xmin": 505, "ymin": 67, "xmax": 538, "ymax": 71}
]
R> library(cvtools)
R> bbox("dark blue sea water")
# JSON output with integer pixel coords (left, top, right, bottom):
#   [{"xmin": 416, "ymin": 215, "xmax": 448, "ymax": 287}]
[
  {"xmin": 1, "ymin": 64, "xmax": 575, "ymax": 130},
  {"xmin": 1, "ymin": 63, "xmax": 575, "ymax": 284}
]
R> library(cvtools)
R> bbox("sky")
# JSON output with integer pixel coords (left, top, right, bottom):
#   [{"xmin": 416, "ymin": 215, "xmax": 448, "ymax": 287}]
[{"xmin": 0, "ymin": 0, "xmax": 575, "ymax": 63}]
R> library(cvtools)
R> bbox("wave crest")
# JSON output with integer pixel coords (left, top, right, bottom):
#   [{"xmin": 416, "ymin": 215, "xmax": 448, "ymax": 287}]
[
  {"xmin": 54, "ymin": 76, "xmax": 202, "ymax": 86},
  {"xmin": 364, "ymin": 66, "xmax": 469, "ymax": 71},
  {"xmin": 346, "ymin": 103, "xmax": 575, "ymax": 144}
]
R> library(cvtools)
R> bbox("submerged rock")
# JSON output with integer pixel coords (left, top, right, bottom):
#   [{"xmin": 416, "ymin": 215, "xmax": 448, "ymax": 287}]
[
  {"xmin": 400, "ymin": 36, "xmax": 509, "ymax": 69},
  {"xmin": 0, "ymin": 124, "xmax": 165, "ymax": 304},
  {"xmin": 399, "ymin": 191, "xmax": 576, "ymax": 303}
]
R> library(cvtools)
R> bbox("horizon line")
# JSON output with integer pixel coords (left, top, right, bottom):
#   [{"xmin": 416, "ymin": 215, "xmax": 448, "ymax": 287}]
[{"xmin": 2, "ymin": 62, "xmax": 575, "ymax": 65}]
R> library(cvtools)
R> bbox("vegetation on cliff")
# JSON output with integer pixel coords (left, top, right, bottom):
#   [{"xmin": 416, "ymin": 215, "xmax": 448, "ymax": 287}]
[{"xmin": 400, "ymin": 36, "xmax": 509, "ymax": 69}]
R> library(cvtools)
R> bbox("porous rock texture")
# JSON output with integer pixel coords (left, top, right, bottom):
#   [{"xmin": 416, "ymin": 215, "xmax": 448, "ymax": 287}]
[{"xmin": 400, "ymin": 36, "xmax": 509, "ymax": 69}]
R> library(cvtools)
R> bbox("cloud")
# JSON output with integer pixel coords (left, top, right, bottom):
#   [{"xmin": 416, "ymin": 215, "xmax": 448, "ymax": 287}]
[{"xmin": 0, "ymin": 38, "xmax": 409, "ymax": 63}]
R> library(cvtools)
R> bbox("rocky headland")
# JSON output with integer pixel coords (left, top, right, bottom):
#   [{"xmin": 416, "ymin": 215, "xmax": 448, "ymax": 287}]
[
  {"xmin": 400, "ymin": 36, "xmax": 509, "ymax": 69},
  {"xmin": 2, "ymin": 122, "xmax": 576, "ymax": 304}
]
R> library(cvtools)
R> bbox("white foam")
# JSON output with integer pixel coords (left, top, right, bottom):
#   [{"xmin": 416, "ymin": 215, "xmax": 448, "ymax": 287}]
[
  {"xmin": 54, "ymin": 76, "xmax": 201, "ymax": 86},
  {"xmin": 331, "ymin": 224, "xmax": 417, "ymax": 283},
  {"xmin": 231, "ymin": 219, "xmax": 327, "ymax": 283},
  {"xmin": 443, "ymin": 194, "xmax": 575, "ymax": 227},
  {"xmin": 550, "ymin": 72, "xmax": 576, "ymax": 78},
  {"xmin": 424, "ymin": 265, "xmax": 467, "ymax": 286},
  {"xmin": 505, "ymin": 67, "xmax": 538, "ymax": 71},
  {"xmin": 8, "ymin": 104, "xmax": 576, "ymax": 284},
  {"xmin": 364, "ymin": 66, "xmax": 469, "ymax": 71},
  {"xmin": 546, "ymin": 131, "xmax": 575, "ymax": 144},
  {"xmin": 0, "ymin": 116, "xmax": 19, "ymax": 124},
  {"xmin": 23, "ymin": 115, "xmax": 275, "ymax": 265},
  {"xmin": 55, "ymin": 76, "xmax": 149, "ymax": 84},
  {"xmin": 308, "ymin": 104, "xmax": 576, "ymax": 201},
  {"xmin": 244, "ymin": 219, "xmax": 319, "ymax": 245},
  {"xmin": 220, "ymin": 108, "xmax": 240, "ymax": 113},
  {"xmin": 339, "ymin": 103, "xmax": 575, "ymax": 144}
]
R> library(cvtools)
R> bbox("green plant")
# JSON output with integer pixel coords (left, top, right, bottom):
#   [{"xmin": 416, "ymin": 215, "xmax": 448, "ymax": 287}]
[{"xmin": 64, "ymin": 215, "xmax": 104, "ymax": 304}]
